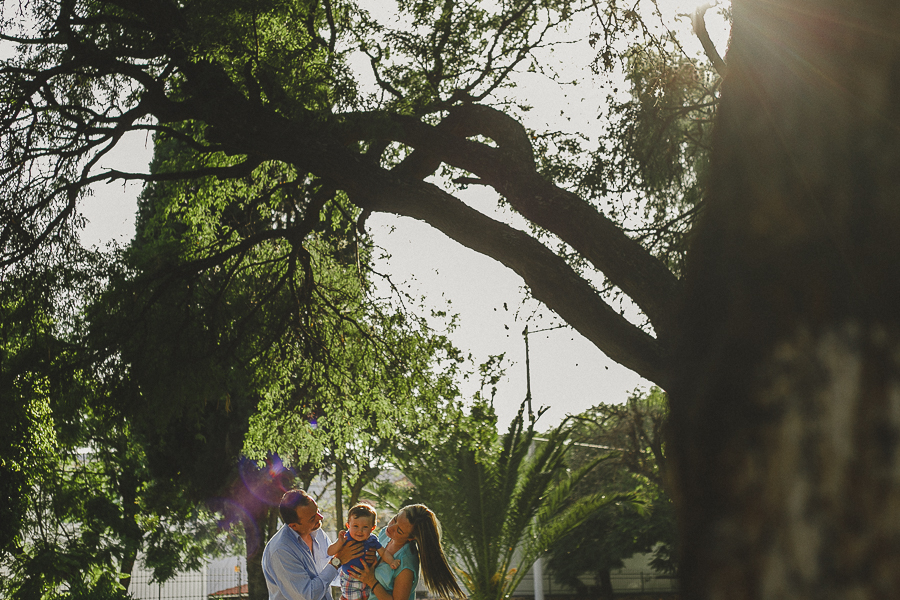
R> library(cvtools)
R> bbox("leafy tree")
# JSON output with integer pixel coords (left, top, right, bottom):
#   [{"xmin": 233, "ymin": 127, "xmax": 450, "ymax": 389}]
[
  {"xmin": 243, "ymin": 302, "xmax": 465, "ymax": 535},
  {"xmin": 399, "ymin": 400, "xmax": 625, "ymax": 600},
  {"xmin": 0, "ymin": 253, "xmax": 228, "ymax": 600},
  {"xmin": 576, "ymin": 387, "xmax": 670, "ymax": 493},
  {"xmin": 0, "ymin": 0, "xmax": 721, "ymax": 389},
  {"xmin": 546, "ymin": 388, "xmax": 676, "ymax": 600}
]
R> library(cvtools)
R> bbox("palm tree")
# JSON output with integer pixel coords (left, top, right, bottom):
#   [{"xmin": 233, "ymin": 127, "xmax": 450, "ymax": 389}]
[{"xmin": 401, "ymin": 403, "xmax": 626, "ymax": 600}]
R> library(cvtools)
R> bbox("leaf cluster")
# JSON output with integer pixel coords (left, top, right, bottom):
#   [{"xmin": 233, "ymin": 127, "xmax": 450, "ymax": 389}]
[{"xmin": 0, "ymin": 256, "xmax": 227, "ymax": 599}]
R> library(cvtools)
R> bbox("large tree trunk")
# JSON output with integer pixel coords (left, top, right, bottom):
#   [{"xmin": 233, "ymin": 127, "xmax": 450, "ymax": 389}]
[{"xmin": 671, "ymin": 1, "xmax": 900, "ymax": 599}]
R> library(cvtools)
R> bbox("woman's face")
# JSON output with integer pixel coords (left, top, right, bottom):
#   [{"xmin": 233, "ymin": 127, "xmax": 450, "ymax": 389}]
[{"xmin": 386, "ymin": 511, "xmax": 415, "ymax": 545}]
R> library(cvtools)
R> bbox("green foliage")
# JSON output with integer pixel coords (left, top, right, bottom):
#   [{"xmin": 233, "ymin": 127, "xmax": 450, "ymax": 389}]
[
  {"xmin": 603, "ymin": 51, "xmax": 718, "ymax": 274},
  {"xmin": 532, "ymin": 38, "xmax": 721, "ymax": 278},
  {"xmin": 124, "ymin": 130, "xmax": 466, "ymax": 495},
  {"xmin": 0, "ymin": 267, "xmax": 64, "ymax": 557},
  {"xmin": 0, "ymin": 249, "xmax": 228, "ymax": 599},
  {"xmin": 398, "ymin": 401, "xmax": 626, "ymax": 600},
  {"xmin": 89, "ymin": 132, "xmax": 344, "ymax": 500},
  {"xmin": 245, "ymin": 305, "xmax": 462, "ymax": 466},
  {"xmin": 545, "ymin": 388, "xmax": 677, "ymax": 599}
]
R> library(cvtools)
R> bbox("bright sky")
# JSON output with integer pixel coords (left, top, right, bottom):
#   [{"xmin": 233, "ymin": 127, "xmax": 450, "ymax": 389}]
[{"xmin": 81, "ymin": 1, "xmax": 730, "ymax": 429}]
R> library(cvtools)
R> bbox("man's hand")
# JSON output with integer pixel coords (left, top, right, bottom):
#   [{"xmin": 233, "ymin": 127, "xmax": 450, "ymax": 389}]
[{"xmin": 334, "ymin": 537, "xmax": 364, "ymax": 565}]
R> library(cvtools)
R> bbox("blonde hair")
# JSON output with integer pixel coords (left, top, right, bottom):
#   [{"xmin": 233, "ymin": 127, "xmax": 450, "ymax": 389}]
[{"xmin": 402, "ymin": 504, "xmax": 464, "ymax": 600}]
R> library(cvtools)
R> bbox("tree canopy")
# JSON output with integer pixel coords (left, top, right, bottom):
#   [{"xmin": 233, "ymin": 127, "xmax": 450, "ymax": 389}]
[{"xmin": 0, "ymin": 0, "xmax": 724, "ymax": 390}]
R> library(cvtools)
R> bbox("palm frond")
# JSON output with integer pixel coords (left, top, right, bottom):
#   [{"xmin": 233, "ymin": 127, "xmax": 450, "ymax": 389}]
[{"xmin": 400, "ymin": 402, "xmax": 625, "ymax": 600}]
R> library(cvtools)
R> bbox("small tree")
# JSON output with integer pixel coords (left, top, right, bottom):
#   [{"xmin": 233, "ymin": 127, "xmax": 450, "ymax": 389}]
[
  {"xmin": 399, "ymin": 401, "xmax": 625, "ymax": 600},
  {"xmin": 546, "ymin": 388, "xmax": 676, "ymax": 600}
]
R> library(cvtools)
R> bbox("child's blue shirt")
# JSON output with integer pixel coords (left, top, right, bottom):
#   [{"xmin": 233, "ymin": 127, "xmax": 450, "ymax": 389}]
[{"xmin": 341, "ymin": 531, "xmax": 382, "ymax": 573}]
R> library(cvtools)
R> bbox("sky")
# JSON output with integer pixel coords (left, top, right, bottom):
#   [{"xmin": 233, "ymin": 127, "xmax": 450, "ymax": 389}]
[{"xmin": 80, "ymin": 1, "xmax": 729, "ymax": 429}]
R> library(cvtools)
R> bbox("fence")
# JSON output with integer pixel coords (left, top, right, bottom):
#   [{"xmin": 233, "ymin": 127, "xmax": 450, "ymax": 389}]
[
  {"xmin": 519, "ymin": 568, "xmax": 678, "ymax": 598},
  {"xmin": 128, "ymin": 568, "xmax": 247, "ymax": 600},
  {"xmin": 127, "ymin": 567, "xmax": 677, "ymax": 600},
  {"xmin": 609, "ymin": 569, "xmax": 678, "ymax": 595}
]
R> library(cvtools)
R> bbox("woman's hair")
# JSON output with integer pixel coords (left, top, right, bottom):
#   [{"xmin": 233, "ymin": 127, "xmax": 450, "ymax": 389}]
[{"xmin": 402, "ymin": 504, "xmax": 464, "ymax": 600}]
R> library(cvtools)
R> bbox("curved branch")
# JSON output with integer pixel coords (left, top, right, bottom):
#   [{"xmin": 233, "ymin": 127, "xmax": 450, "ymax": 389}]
[
  {"xmin": 204, "ymin": 85, "xmax": 667, "ymax": 382},
  {"xmin": 693, "ymin": 4, "xmax": 727, "ymax": 78},
  {"xmin": 343, "ymin": 106, "xmax": 681, "ymax": 339},
  {"xmin": 348, "ymin": 177, "xmax": 670, "ymax": 387}
]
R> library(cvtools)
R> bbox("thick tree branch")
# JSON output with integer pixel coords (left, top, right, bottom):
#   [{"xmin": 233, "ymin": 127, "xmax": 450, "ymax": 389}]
[
  {"xmin": 132, "ymin": 57, "xmax": 673, "ymax": 384},
  {"xmin": 342, "ymin": 106, "xmax": 681, "ymax": 338},
  {"xmin": 1, "ymin": 0, "xmax": 680, "ymax": 386},
  {"xmin": 352, "ymin": 179, "xmax": 670, "ymax": 387}
]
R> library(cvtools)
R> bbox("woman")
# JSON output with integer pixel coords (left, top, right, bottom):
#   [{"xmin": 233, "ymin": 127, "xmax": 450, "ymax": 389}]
[{"xmin": 350, "ymin": 504, "xmax": 463, "ymax": 600}]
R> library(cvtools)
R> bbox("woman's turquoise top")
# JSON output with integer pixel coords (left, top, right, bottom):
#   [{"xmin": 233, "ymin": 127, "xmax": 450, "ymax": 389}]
[{"xmin": 374, "ymin": 527, "xmax": 420, "ymax": 600}]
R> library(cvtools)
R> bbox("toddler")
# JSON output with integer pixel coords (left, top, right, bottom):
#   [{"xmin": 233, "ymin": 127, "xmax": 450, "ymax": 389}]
[{"xmin": 328, "ymin": 504, "xmax": 399, "ymax": 600}]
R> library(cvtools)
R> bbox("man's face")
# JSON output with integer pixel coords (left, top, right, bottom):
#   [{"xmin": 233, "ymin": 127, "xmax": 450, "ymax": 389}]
[
  {"xmin": 290, "ymin": 500, "xmax": 324, "ymax": 537},
  {"xmin": 346, "ymin": 515, "xmax": 376, "ymax": 542}
]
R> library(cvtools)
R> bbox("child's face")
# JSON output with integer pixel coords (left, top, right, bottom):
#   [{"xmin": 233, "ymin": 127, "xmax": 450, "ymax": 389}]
[{"xmin": 346, "ymin": 515, "xmax": 376, "ymax": 541}]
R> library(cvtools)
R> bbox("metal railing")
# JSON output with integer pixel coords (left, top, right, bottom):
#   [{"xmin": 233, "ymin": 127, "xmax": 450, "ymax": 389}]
[
  {"xmin": 610, "ymin": 569, "xmax": 679, "ymax": 594},
  {"xmin": 128, "ymin": 568, "xmax": 247, "ymax": 600},
  {"xmin": 126, "ymin": 567, "xmax": 677, "ymax": 600}
]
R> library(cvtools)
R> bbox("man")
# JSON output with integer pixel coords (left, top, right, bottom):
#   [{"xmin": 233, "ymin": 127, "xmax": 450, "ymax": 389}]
[{"xmin": 263, "ymin": 489, "xmax": 366, "ymax": 600}]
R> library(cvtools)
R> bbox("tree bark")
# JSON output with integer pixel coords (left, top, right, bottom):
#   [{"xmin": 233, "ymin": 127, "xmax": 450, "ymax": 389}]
[
  {"xmin": 597, "ymin": 568, "xmax": 614, "ymax": 600},
  {"xmin": 671, "ymin": 1, "xmax": 900, "ymax": 598},
  {"xmin": 247, "ymin": 519, "xmax": 268, "ymax": 600},
  {"xmin": 335, "ymin": 463, "xmax": 344, "ymax": 534}
]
